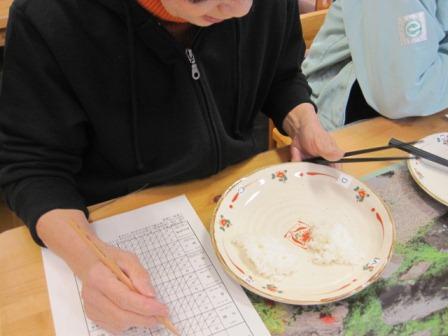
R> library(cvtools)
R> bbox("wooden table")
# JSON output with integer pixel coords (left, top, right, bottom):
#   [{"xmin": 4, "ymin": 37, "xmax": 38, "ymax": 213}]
[
  {"xmin": 0, "ymin": 112, "xmax": 446, "ymax": 336},
  {"xmin": 0, "ymin": 0, "xmax": 12, "ymax": 47}
]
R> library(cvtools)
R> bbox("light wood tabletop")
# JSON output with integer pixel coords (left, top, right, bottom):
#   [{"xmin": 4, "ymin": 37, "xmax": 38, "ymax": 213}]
[{"xmin": 0, "ymin": 112, "xmax": 447, "ymax": 336}]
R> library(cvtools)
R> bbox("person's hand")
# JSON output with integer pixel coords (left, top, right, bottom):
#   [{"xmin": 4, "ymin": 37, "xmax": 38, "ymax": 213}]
[
  {"xmin": 37, "ymin": 209, "xmax": 169, "ymax": 334},
  {"xmin": 81, "ymin": 244, "xmax": 169, "ymax": 334},
  {"xmin": 283, "ymin": 103, "xmax": 344, "ymax": 162}
]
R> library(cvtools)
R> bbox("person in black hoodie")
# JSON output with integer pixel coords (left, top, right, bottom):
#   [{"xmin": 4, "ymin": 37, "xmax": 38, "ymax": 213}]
[{"xmin": 0, "ymin": 0, "xmax": 343, "ymax": 332}]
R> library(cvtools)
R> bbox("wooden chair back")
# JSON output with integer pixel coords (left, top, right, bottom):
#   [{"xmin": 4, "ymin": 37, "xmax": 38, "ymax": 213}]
[
  {"xmin": 301, "ymin": 9, "xmax": 329, "ymax": 49},
  {"xmin": 0, "ymin": 0, "xmax": 13, "ymax": 46},
  {"xmin": 315, "ymin": 0, "xmax": 332, "ymax": 10}
]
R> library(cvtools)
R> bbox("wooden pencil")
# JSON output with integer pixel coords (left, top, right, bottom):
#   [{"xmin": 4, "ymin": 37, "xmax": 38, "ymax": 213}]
[{"xmin": 67, "ymin": 220, "xmax": 180, "ymax": 336}]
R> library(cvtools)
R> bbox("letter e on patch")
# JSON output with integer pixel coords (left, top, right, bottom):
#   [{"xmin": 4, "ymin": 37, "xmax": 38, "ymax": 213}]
[{"xmin": 398, "ymin": 11, "xmax": 427, "ymax": 46}]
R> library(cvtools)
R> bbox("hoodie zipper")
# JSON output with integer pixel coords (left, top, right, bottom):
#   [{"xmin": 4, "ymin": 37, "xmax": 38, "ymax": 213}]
[
  {"xmin": 185, "ymin": 48, "xmax": 222, "ymax": 173},
  {"xmin": 185, "ymin": 49, "xmax": 201, "ymax": 81},
  {"xmin": 145, "ymin": 17, "xmax": 221, "ymax": 174}
]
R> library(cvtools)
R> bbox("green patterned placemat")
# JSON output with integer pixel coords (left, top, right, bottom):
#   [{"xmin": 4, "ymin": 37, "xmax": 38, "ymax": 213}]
[{"xmin": 248, "ymin": 163, "xmax": 448, "ymax": 336}]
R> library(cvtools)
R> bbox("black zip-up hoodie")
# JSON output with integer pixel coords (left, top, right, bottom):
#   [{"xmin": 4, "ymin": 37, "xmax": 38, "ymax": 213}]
[{"xmin": 0, "ymin": 0, "xmax": 313, "ymax": 244}]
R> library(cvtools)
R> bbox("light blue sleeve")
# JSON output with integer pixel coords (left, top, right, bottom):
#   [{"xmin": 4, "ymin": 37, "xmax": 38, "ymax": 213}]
[{"xmin": 341, "ymin": 0, "xmax": 448, "ymax": 118}]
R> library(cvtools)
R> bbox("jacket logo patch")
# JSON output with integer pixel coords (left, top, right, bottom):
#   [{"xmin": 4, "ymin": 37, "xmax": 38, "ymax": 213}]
[{"xmin": 398, "ymin": 12, "xmax": 427, "ymax": 46}]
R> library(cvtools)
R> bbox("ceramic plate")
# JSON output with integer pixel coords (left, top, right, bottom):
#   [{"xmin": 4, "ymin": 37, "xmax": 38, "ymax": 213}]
[
  {"xmin": 211, "ymin": 162, "xmax": 395, "ymax": 304},
  {"xmin": 407, "ymin": 133, "xmax": 448, "ymax": 206}
]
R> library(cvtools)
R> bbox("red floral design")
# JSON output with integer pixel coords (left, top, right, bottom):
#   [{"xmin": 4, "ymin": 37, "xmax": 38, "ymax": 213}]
[
  {"xmin": 263, "ymin": 284, "xmax": 283, "ymax": 294},
  {"xmin": 354, "ymin": 186, "xmax": 369, "ymax": 202},
  {"xmin": 284, "ymin": 220, "xmax": 312, "ymax": 249},
  {"xmin": 271, "ymin": 170, "xmax": 288, "ymax": 182},
  {"xmin": 219, "ymin": 215, "xmax": 231, "ymax": 232},
  {"xmin": 363, "ymin": 257, "xmax": 380, "ymax": 272}
]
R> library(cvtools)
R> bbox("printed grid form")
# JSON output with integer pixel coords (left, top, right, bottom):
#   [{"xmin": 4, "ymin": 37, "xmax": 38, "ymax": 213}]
[{"xmin": 84, "ymin": 214, "xmax": 254, "ymax": 336}]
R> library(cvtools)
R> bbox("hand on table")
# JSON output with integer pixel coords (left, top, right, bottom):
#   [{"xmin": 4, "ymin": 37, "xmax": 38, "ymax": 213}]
[
  {"xmin": 37, "ymin": 209, "xmax": 168, "ymax": 334},
  {"xmin": 81, "ymin": 244, "xmax": 168, "ymax": 334},
  {"xmin": 283, "ymin": 103, "xmax": 344, "ymax": 162}
]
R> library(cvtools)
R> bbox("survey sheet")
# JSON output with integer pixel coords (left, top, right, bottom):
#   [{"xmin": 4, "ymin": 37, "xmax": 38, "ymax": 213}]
[{"xmin": 42, "ymin": 195, "xmax": 269, "ymax": 336}]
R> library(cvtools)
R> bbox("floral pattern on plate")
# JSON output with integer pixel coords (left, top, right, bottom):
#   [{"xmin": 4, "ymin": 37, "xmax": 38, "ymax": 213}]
[
  {"xmin": 408, "ymin": 133, "xmax": 448, "ymax": 206},
  {"xmin": 211, "ymin": 162, "xmax": 395, "ymax": 304}
]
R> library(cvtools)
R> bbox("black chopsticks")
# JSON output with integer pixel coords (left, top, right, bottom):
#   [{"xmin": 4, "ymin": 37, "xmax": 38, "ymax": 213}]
[
  {"xmin": 314, "ymin": 156, "xmax": 415, "ymax": 164},
  {"xmin": 308, "ymin": 141, "xmax": 417, "ymax": 164},
  {"xmin": 342, "ymin": 141, "xmax": 418, "ymax": 157},
  {"xmin": 389, "ymin": 138, "xmax": 448, "ymax": 167}
]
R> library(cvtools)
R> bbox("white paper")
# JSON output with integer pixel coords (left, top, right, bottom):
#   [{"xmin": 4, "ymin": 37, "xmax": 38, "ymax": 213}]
[{"xmin": 42, "ymin": 195, "xmax": 269, "ymax": 336}]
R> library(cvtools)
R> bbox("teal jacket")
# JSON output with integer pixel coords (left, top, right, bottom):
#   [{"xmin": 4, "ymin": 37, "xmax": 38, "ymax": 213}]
[{"xmin": 302, "ymin": 0, "xmax": 448, "ymax": 130}]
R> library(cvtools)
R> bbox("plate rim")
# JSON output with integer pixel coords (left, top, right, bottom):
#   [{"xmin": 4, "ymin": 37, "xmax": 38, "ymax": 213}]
[
  {"xmin": 210, "ymin": 162, "xmax": 396, "ymax": 305},
  {"xmin": 407, "ymin": 132, "xmax": 448, "ymax": 207}
]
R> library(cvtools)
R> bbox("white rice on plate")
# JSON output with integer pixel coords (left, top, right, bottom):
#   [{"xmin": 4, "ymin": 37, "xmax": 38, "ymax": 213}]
[
  {"xmin": 232, "ymin": 221, "xmax": 364, "ymax": 280},
  {"xmin": 307, "ymin": 221, "xmax": 364, "ymax": 266},
  {"xmin": 232, "ymin": 236, "xmax": 300, "ymax": 281}
]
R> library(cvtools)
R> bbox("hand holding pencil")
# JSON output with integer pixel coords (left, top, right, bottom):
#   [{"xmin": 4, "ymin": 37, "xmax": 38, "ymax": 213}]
[{"xmin": 67, "ymin": 220, "xmax": 179, "ymax": 335}]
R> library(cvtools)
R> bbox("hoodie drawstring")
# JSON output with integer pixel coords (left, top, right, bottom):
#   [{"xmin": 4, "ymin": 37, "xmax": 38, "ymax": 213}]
[
  {"xmin": 121, "ymin": 0, "xmax": 145, "ymax": 172},
  {"xmin": 233, "ymin": 19, "xmax": 242, "ymax": 136}
]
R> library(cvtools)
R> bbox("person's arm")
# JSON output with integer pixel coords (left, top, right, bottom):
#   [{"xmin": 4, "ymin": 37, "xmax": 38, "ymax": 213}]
[
  {"xmin": 262, "ymin": 0, "xmax": 315, "ymax": 134},
  {"xmin": 263, "ymin": 0, "xmax": 343, "ymax": 161},
  {"xmin": 0, "ymin": 5, "xmax": 167, "ymax": 333},
  {"xmin": 36, "ymin": 209, "xmax": 168, "ymax": 334},
  {"xmin": 0, "ymin": 4, "xmax": 89, "ymax": 246},
  {"xmin": 342, "ymin": 0, "xmax": 448, "ymax": 118}
]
